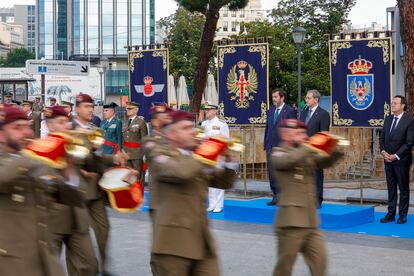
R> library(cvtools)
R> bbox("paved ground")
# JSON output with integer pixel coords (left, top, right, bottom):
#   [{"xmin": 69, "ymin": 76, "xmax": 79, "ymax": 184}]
[{"xmin": 104, "ymin": 208, "xmax": 414, "ymax": 276}]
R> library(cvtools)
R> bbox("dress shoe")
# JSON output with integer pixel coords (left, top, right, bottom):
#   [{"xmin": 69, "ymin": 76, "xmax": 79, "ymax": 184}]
[
  {"xmin": 213, "ymin": 208, "xmax": 222, "ymax": 213},
  {"xmin": 397, "ymin": 216, "xmax": 407, "ymax": 224},
  {"xmin": 380, "ymin": 214, "xmax": 395, "ymax": 223},
  {"xmin": 206, "ymin": 207, "xmax": 214, "ymax": 212}
]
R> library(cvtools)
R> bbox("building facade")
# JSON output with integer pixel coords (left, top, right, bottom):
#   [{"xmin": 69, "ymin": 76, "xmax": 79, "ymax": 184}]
[
  {"xmin": 0, "ymin": 21, "xmax": 24, "ymax": 57},
  {"xmin": 215, "ymin": 0, "xmax": 264, "ymax": 40},
  {"xmin": 0, "ymin": 5, "xmax": 36, "ymax": 53},
  {"xmin": 37, "ymin": 0, "xmax": 155, "ymax": 60}
]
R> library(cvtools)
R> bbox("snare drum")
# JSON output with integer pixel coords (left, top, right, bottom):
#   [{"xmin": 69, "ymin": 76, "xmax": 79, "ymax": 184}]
[{"xmin": 99, "ymin": 166, "xmax": 143, "ymax": 213}]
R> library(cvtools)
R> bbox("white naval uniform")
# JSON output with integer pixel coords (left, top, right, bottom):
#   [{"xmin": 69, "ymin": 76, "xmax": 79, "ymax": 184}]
[{"xmin": 201, "ymin": 116, "xmax": 230, "ymax": 211}]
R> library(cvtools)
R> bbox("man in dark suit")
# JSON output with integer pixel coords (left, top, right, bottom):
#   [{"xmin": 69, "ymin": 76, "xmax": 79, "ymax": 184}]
[
  {"xmin": 380, "ymin": 95, "xmax": 414, "ymax": 224},
  {"xmin": 299, "ymin": 89, "xmax": 330, "ymax": 207},
  {"xmin": 264, "ymin": 88, "xmax": 297, "ymax": 205}
]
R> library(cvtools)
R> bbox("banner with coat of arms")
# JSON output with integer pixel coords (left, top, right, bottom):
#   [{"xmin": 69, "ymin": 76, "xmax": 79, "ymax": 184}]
[
  {"xmin": 128, "ymin": 49, "xmax": 169, "ymax": 122},
  {"xmin": 329, "ymin": 36, "xmax": 392, "ymax": 127},
  {"xmin": 217, "ymin": 43, "xmax": 269, "ymax": 125}
]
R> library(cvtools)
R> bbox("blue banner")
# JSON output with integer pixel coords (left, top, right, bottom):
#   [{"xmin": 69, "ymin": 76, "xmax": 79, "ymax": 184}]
[
  {"xmin": 329, "ymin": 37, "xmax": 392, "ymax": 127},
  {"xmin": 217, "ymin": 43, "xmax": 269, "ymax": 125},
  {"xmin": 128, "ymin": 49, "xmax": 169, "ymax": 122}
]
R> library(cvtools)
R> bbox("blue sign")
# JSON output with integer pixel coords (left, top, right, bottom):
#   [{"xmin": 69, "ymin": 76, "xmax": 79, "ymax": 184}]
[
  {"xmin": 38, "ymin": 66, "xmax": 47, "ymax": 73},
  {"xmin": 128, "ymin": 49, "xmax": 169, "ymax": 122},
  {"xmin": 329, "ymin": 37, "xmax": 392, "ymax": 127},
  {"xmin": 217, "ymin": 43, "xmax": 269, "ymax": 125}
]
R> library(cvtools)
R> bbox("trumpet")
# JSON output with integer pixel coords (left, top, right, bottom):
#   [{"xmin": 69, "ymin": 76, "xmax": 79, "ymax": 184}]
[{"xmin": 305, "ymin": 131, "xmax": 350, "ymax": 155}]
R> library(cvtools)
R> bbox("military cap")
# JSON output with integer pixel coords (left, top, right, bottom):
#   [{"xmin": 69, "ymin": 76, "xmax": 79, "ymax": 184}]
[
  {"xmin": 4, "ymin": 92, "xmax": 13, "ymax": 97},
  {"xmin": 149, "ymin": 102, "xmax": 173, "ymax": 115},
  {"xmin": 103, "ymin": 102, "xmax": 118, "ymax": 109},
  {"xmin": 126, "ymin": 101, "xmax": 140, "ymax": 108},
  {"xmin": 76, "ymin": 93, "xmax": 94, "ymax": 104},
  {"xmin": 0, "ymin": 106, "xmax": 28, "ymax": 126},
  {"xmin": 167, "ymin": 110, "xmax": 194, "ymax": 125},
  {"xmin": 204, "ymin": 103, "xmax": 218, "ymax": 110},
  {"xmin": 279, "ymin": 119, "xmax": 307, "ymax": 129},
  {"xmin": 11, "ymin": 100, "xmax": 21, "ymax": 106},
  {"xmin": 61, "ymin": 100, "xmax": 74, "ymax": 107},
  {"xmin": 47, "ymin": 105, "xmax": 69, "ymax": 119},
  {"xmin": 22, "ymin": 100, "xmax": 34, "ymax": 106}
]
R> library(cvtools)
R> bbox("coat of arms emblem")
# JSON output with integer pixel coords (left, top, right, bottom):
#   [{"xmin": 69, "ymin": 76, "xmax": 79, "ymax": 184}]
[
  {"xmin": 347, "ymin": 56, "xmax": 374, "ymax": 110},
  {"xmin": 227, "ymin": 60, "xmax": 258, "ymax": 109},
  {"xmin": 135, "ymin": 76, "xmax": 165, "ymax": 97}
]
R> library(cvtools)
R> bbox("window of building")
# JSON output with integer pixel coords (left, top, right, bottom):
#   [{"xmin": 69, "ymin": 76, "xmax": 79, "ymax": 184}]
[
  {"xmin": 223, "ymin": 21, "xmax": 228, "ymax": 32},
  {"xmin": 231, "ymin": 10, "xmax": 236, "ymax": 17},
  {"xmin": 223, "ymin": 7, "xmax": 228, "ymax": 17},
  {"xmin": 231, "ymin": 21, "xmax": 237, "ymax": 32},
  {"xmin": 240, "ymin": 9, "xmax": 245, "ymax": 17}
]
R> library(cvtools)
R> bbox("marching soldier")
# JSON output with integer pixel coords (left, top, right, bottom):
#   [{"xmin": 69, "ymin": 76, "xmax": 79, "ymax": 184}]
[
  {"xmin": 21, "ymin": 100, "xmax": 41, "ymax": 138},
  {"xmin": 202, "ymin": 103, "xmax": 230, "ymax": 213},
  {"xmin": 101, "ymin": 102, "xmax": 123, "ymax": 155},
  {"xmin": 0, "ymin": 106, "xmax": 83, "ymax": 276},
  {"xmin": 142, "ymin": 103, "xmax": 172, "ymax": 224},
  {"xmin": 49, "ymin": 97, "xmax": 57, "ymax": 107},
  {"xmin": 148, "ymin": 110, "xmax": 237, "ymax": 276},
  {"xmin": 271, "ymin": 119, "xmax": 343, "ymax": 276},
  {"xmin": 123, "ymin": 101, "xmax": 148, "ymax": 180},
  {"xmin": 45, "ymin": 105, "xmax": 99, "ymax": 276},
  {"xmin": 73, "ymin": 93, "xmax": 126, "ymax": 275}
]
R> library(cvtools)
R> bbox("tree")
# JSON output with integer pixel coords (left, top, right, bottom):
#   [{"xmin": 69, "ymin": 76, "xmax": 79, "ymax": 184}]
[
  {"xmin": 0, "ymin": 48, "xmax": 35, "ymax": 67},
  {"xmin": 158, "ymin": 7, "xmax": 206, "ymax": 80},
  {"xmin": 175, "ymin": 0, "xmax": 249, "ymax": 113},
  {"xmin": 242, "ymin": 0, "xmax": 355, "ymax": 103},
  {"xmin": 398, "ymin": 0, "xmax": 414, "ymax": 115}
]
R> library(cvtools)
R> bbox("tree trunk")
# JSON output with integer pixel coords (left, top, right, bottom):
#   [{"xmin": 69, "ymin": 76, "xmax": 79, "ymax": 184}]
[
  {"xmin": 398, "ymin": 0, "xmax": 414, "ymax": 115},
  {"xmin": 189, "ymin": 5, "xmax": 220, "ymax": 113}
]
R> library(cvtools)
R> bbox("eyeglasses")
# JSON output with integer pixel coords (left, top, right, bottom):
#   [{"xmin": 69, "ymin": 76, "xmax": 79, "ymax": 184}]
[{"xmin": 305, "ymin": 96, "xmax": 314, "ymax": 100}]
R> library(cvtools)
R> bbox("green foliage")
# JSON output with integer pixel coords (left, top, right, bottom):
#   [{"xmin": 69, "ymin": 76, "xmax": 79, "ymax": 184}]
[
  {"xmin": 158, "ymin": 8, "xmax": 206, "ymax": 80},
  {"xmin": 0, "ymin": 48, "xmax": 35, "ymax": 67},
  {"xmin": 241, "ymin": 0, "xmax": 355, "ymax": 103},
  {"xmin": 175, "ymin": 0, "xmax": 249, "ymax": 13}
]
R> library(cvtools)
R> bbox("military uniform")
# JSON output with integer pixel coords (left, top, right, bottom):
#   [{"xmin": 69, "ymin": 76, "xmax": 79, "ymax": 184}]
[
  {"xmin": 202, "ymin": 112, "xmax": 230, "ymax": 212},
  {"xmin": 148, "ymin": 142, "xmax": 236, "ymax": 275},
  {"xmin": 28, "ymin": 111, "xmax": 41, "ymax": 138},
  {"xmin": 101, "ymin": 116, "xmax": 123, "ymax": 155},
  {"xmin": 271, "ymin": 144, "xmax": 343, "ymax": 276},
  {"xmin": 0, "ymin": 150, "xmax": 84, "ymax": 276},
  {"xmin": 123, "ymin": 115, "xmax": 148, "ymax": 179}
]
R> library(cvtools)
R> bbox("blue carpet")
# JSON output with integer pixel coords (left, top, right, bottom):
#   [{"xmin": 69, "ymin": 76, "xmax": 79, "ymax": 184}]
[{"xmin": 140, "ymin": 192, "xmax": 414, "ymax": 239}]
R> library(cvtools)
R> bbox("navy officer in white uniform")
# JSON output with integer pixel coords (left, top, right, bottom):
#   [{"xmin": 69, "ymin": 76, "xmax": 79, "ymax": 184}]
[{"xmin": 202, "ymin": 103, "xmax": 230, "ymax": 213}]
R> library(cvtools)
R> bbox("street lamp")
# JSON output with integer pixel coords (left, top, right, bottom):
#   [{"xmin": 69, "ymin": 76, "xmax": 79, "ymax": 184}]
[
  {"xmin": 97, "ymin": 57, "xmax": 109, "ymax": 103},
  {"xmin": 292, "ymin": 26, "xmax": 306, "ymax": 117}
]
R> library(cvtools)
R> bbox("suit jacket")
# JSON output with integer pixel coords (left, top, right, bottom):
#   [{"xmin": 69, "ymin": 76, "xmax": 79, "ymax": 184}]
[
  {"xmin": 29, "ymin": 111, "xmax": 41, "ymax": 138},
  {"xmin": 380, "ymin": 113, "xmax": 414, "ymax": 164},
  {"xmin": 271, "ymin": 145, "xmax": 343, "ymax": 228},
  {"xmin": 148, "ymin": 143, "xmax": 236, "ymax": 260},
  {"xmin": 264, "ymin": 104, "xmax": 297, "ymax": 152},
  {"xmin": 101, "ymin": 117, "xmax": 123, "ymax": 154},
  {"xmin": 0, "ymin": 150, "xmax": 83, "ymax": 276},
  {"xmin": 300, "ymin": 106, "xmax": 330, "ymax": 136},
  {"xmin": 123, "ymin": 116, "xmax": 148, "ymax": 160}
]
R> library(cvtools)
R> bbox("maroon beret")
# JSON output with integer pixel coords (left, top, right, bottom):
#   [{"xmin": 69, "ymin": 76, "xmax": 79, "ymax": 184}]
[
  {"xmin": 279, "ymin": 119, "xmax": 307, "ymax": 129},
  {"xmin": 0, "ymin": 106, "xmax": 28, "ymax": 126},
  {"xmin": 149, "ymin": 103, "xmax": 173, "ymax": 115},
  {"xmin": 50, "ymin": 97, "xmax": 57, "ymax": 101},
  {"xmin": 167, "ymin": 110, "xmax": 194, "ymax": 125},
  {"xmin": 47, "ymin": 105, "xmax": 69, "ymax": 119},
  {"xmin": 76, "ymin": 93, "xmax": 93, "ymax": 104}
]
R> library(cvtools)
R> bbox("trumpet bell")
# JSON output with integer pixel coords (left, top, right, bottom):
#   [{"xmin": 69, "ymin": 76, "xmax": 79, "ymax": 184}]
[{"xmin": 65, "ymin": 144, "xmax": 90, "ymax": 160}]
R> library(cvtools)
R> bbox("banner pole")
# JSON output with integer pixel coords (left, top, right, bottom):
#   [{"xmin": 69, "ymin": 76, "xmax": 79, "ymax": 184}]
[
  {"xmin": 359, "ymin": 128, "xmax": 364, "ymax": 205},
  {"xmin": 251, "ymin": 125, "xmax": 255, "ymax": 180},
  {"xmin": 242, "ymin": 126, "xmax": 247, "ymax": 197}
]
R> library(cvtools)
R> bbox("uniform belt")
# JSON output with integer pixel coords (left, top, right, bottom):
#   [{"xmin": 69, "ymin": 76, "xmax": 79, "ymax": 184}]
[
  {"xmin": 124, "ymin": 141, "xmax": 141, "ymax": 148},
  {"xmin": 104, "ymin": 140, "xmax": 119, "ymax": 154}
]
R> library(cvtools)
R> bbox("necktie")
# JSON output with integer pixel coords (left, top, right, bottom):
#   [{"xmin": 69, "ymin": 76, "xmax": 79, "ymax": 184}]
[
  {"xmin": 273, "ymin": 108, "xmax": 280, "ymax": 124},
  {"xmin": 390, "ymin": 116, "xmax": 398, "ymax": 134},
  {"xmin": 127, "ymin": 118, "xmax": 132, "ymax": 127},
  {"xmin": 305, "ymin": 109, "xmax": 313, "ymax": 124}
]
